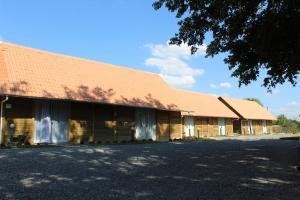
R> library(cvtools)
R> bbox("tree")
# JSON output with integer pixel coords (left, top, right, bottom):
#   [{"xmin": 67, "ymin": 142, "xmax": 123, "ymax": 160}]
[
  {"xmin": 275, "ymin": 114, "xmax": 288, "ymax": 126},
  {"xmin": 153, "ymin": 0, "xmax": 300, "ymax": 89},
  {"xmin": 274, "ymin": 114, "xmax": 300, "ymax": 133},
  {"xmin": 244, "ymin": 98, "xmax": 263, "ymax": 106}
]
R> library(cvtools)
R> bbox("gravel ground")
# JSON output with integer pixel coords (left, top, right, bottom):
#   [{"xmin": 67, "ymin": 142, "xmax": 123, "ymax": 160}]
[{"xmin": 0, "ymin": 135, "xmax": 299, "ymax": 200}]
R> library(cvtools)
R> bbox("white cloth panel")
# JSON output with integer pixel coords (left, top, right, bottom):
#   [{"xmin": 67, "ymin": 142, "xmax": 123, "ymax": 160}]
[
  {"xmin": 135, "ymin": 108, "xmax": 156, "ymax": 140},
  {"xmin": 51, "ymin": 101, "xmax": 70, "ymax": 144},
  {"xmin": 248, "ymin": 120, "xmax": 253, "ymax": 134},
  {"xmin": 184, "ymin": 116, "xmax": 195, "ymax": 137},
  {"xmin": 262, "ymin": 120, "xmax": 267, "ymax": 134},
  {"xmin": 34, "ymin": 101, "xmax": 51, "ymax": 143},
  {"xmin": 218, "ymin": 118, "xmax": 226, "ymax": 136}
]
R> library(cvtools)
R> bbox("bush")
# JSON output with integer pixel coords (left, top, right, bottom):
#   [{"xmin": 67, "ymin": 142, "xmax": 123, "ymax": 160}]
[{"xmin": 274, "ymin": 114, "xmax": 300, "ymax": 134}]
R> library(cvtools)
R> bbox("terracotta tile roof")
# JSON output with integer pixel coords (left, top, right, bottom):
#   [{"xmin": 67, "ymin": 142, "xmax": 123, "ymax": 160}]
[
  {"xmin": 0, "ymin": 42, "xmax": 180, "ymax": 110},
  {"xmin": 174, "ymin": 89, "xmax": 238, "ymax": 118},
  {"xmin": 219, "ymin": 97, "xmax": 276, "ymax": 120}
]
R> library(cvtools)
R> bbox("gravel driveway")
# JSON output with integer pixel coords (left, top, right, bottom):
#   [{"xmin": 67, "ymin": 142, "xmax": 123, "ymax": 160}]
[{"xmin": 0, "ymin": 136, "xmax": 299, "ymax": 200}]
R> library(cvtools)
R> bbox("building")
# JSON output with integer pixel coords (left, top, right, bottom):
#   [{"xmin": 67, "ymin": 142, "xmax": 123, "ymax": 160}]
[
  {"xmin": 0, "ymin": 42, "xmax": 275, "ymax": 145},
  {"xmin": 173, "ymin": 89, "xmax": 239, "ymax": 138},
  {"xmin": 0, "ymin": 42, "xmax": 184, "ymax": 144},
  {"xmin": 218, "ymin": 97, "xmax": 276, "ymax": 135}
]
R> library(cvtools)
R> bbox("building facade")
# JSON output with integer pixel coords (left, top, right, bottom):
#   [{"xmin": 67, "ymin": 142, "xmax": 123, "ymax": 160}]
[{"xmin": 0, "ymin": 42, "xmax": 275, "ymax": 145}]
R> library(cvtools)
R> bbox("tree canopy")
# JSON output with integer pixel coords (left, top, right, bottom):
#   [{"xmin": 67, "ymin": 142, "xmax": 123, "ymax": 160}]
[
  {"xmin": 274, "ymin": 114, "xmax": 300, "ymax": 133},
  {"xmin": 153, "ymin": 0, "xmax": 300, "ymax": 89},
  {"xmin": 244, "ymin": 98, "xmax": 263, "ymax": 106}
]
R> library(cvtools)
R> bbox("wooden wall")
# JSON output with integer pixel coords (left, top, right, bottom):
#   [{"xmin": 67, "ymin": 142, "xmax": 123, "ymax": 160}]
[
  {"xmin": 225, "ymin": 118, "xmax": 234, "ymax": 136},
  {"xmin": 94, "ymin": 104, "xmax": 114, "ymax": 143},
  {"xmin": 69, "ymin": 102, "xmax": 93, "ymax": 144},
  {"xmin": 195, "ymin": 117, "xmax": 208, "ymax": 137},
  {"xmin": 2, "ymin": 97, "xmax": 184, "ymax": 144},
  {"xmin": 169, "ymin": 111, "xmax": 182, "ymax": 140},
  {"xmin": 156, "ymin": 110, "xmax": 182, "ymax": 141},
  {"xmin": 252, "ymin": 120, "xmax": 263, "ymax": 135},
  {"xmin": 3, "ymin": 97, "xmax": 265, "ymax": 145},
  {"xmin": 3, "ymin": 98, "xmax": 34, "ymax": 144},
  {"xmin": 241, "ymin": 120, "xmax": 249, "ymax": 135},
  {"xmin": 208, "ymin": 118, "xmax": 219, "ymax": 137},
  {"xmin": 156, "ymin": 110, "xmax": 170, "ymax": 141},
  {"xmin": 194, "ymin": 117, "xmax": 234, "ymax": 137},
  {"xmin": 240, "ymin": 120, "xmax": 272, "ymax": 135},
  {"xmin": 114, "ymin": 106, "xmax": 134, "ymax": 142},
  {"xmin": 69, "ymin": 103, "xmax": 135, "ymax": 144},
  {"xmin": 267, "ymin": 120, "xmax": 273, "ymax": 133},
  {"xmin": 233, "ymin": 120, "xmax": 241, "ymax": 134}
]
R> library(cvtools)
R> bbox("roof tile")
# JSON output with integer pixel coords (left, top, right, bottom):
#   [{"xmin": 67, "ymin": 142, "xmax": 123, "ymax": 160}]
[
  {"xmin": 219, "ymin": 97, "xmax": 276, "ymax": 120},
  {"xmin": 0, "ymin": 42, "xmax": 180, "ymax": 110}
]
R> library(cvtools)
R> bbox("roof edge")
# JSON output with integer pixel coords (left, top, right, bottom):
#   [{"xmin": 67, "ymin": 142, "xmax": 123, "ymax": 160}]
[
  {"xmin": 0, "ymin": 41, "xmax": 159, "ymax": 77},
  {"xmin": 218, "ymin": 97, "xmax": 245, "ymax": 119},
  {"xmin": 0, "ymin": 93, "xmax": 184, "ymax": 112}
]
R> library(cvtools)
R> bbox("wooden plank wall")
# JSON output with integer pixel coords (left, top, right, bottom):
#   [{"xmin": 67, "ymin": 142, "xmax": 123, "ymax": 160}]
[
  {"xmin": 240, "ymin": 120, "xmax": 274, "ymax": 135},
  {"xmin": 114, "ymin": 106, "xmax": 134, "ymax": 142},
  {"xmin": 3, "ymin": 97, "xmax": 183, "ymax": 144},
  {"xmin": 194, "ymin": 117, "xmax": 234, "ymax": 137},
  {"xmin": 195, "ymin": 117, "xmax": 208, "ymax": 137},
  {"xmin": 3, "ymin": 98, "xmax": 35, "ymax": 144},
  {"xmin": 3, "ymin": 97, "xmax": 246, "ymax": 144},
  {"xmin": 252, "ymin": 120, "xmax": 263, "ymax": 135},
  {"xmin": 94, "ymin": 104, "xmax": 115, "ymax": 143},
  {"xmin": 69, "ymin": 102, "xmax": 93, "ymax": 144},
  {"xmin": 267, "ymin": 120, "xmax": 273, "ymax": 133},
  {"xmin": 70, "ymin": 103, "xmax": 135, "ymax": 144},
  {"xmin": 241, "ymin": 120, "xmax": 249, "ymax": 135},
  {"xmin": 169, "ymin": 111, "xmax": 182, "ymax": 140},
  {"xmin": 156, "ymin": 110, "xmax": 170, "ymax": 141},
  {"xmin": 233, "ymin": 120, "xmax": 241, "ymax": 134},
  {"xmin": 208, "ymin": 118, "xmax": 218, "ymax": 137},
  {"xmin": 194, "ymin": 117, "xmax": 201, "ymax": 137},
  {"xmin": 225, "ymin": 118, "xmax": 234, "ymax": 136}
]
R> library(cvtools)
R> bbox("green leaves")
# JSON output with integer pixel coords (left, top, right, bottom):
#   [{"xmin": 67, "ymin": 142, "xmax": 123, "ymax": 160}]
[
  {"xmin": 153, "ymin": 0, "xmax": 300, "ymax": 89},
  {"xmin": 244, "ymin": 98, "xmax": 263, "ymax": 106},
  {"xmin": 275, "ymin": 114, "xmax": 300, "ymax": 134}
]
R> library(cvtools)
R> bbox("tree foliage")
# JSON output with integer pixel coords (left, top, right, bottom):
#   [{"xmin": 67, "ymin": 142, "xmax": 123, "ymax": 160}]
[
  {"xmin": 153, "ymin": 0, "xmax": 300, "ymax": 89},
  {"xmin": 274, "ymin": 114, "xmax": 300, "ymax": 133},
  {"xmin": 244, "ymin": 98, "xmax": 263, "ymax": 106}
]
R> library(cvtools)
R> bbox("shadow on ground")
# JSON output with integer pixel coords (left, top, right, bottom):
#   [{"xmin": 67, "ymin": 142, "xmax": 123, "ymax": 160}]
[{"xmin": 0, "ymin": 139, "xmax": 299, "ymax": 200}]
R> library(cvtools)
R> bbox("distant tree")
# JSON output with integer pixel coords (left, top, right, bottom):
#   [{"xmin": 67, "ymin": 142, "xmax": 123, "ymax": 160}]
[
  {"xmin": 244, "ymin": 98, "xmax": 263, "ymax": 106},
  {"xmin": 153, "ymin": 0, "xmax": 300, "ymax": 89},
  {"xmin": 274, "ymin": 114, "xmax": 300, "ymax": 133},
  {"xmin": 275, "ymin": 114, "xmax": 288, "ymax": 126}
]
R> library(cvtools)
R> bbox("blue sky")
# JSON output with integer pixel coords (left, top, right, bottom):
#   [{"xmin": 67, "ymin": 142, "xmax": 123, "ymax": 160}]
[{"xmin": 0, "ymin": 0, "xmax": 299, "ymax": 119}]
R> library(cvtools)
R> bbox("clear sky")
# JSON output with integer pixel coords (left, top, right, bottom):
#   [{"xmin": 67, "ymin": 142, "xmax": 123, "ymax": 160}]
[{"xmin": 0, "ymin": 0, "xmax": 299, "ymax": 119}]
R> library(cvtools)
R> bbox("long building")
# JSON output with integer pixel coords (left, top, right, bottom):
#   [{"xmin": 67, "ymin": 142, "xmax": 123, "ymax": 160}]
[
  {"xmin": 0, "ymin": 42, "xmax": 275, "ymax": 145},
  {"xmin": 173, "ymin": 89, "xmax": 238, "ymax": 137},
  {"xmin": 218, "ymin": 97, "xmax": 275, "ymax": 135}
]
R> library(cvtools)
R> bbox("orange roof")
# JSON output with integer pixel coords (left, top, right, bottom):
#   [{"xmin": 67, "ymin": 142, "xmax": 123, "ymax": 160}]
[
  {"xmin": 174, "ymin": 89, "xmax": 238, "ymax": 118},
  {"xmin": 219, "ymin": 97, "xmax": 276, "ymax": 120},
  {"xmin": 0, "ymin": 42, "xmax": 180, "ymax": 110}
]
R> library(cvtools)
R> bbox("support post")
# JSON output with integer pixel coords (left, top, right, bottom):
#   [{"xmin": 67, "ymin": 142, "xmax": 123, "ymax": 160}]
[{"xmin": 0, "ymin": 96, "xmax": 9, "ymax": 145}]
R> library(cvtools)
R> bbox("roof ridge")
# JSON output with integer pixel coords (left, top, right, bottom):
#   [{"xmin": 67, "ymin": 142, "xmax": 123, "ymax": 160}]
[
  {"xmin": 0, "ymin": 41, "xmax": 159, "ymax": 77},
  {"xmin": 223, "ymin": 96, "xmax": 261, "ymax": 104},
  {"xmin": 220, "ymin": 96, "xmax": 275, "ymax": 120},
  {"xmin": 174, "ymin": 88, "xmax": 218, "ymax": 97}
]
